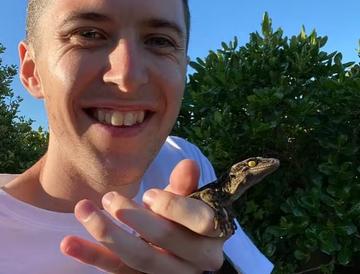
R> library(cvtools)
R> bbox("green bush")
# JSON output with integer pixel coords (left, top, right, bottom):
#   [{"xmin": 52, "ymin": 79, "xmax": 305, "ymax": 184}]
[
  {"xmin": 0, "ymin": 44, "xmax": 48, "ymax": 173},
  {"xmin": 173, "ymin": 13, "xmax": 360, "ymax": 273}
]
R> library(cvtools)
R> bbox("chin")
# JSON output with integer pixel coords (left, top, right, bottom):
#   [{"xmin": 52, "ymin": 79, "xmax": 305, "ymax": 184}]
[{"xmin": 92, "ymin": 155, "xmax": 148, "ymax": 184}]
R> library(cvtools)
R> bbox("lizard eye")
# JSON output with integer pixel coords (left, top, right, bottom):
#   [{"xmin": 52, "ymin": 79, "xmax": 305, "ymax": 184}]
[{"xmin": 247, "ymin": 160, "xmax": 257, "ymax": 167}]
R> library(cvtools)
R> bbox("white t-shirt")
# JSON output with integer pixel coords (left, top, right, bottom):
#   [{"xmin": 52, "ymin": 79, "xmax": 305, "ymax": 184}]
[{"xmin": 0, "ymin": 136, "xmax": 273, "ymax": 274}]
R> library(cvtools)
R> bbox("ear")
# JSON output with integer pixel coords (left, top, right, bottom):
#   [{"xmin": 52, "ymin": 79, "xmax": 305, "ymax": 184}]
[{"xmin": 18, "ymin": 41, "xmax": 44, "ymax": 99}]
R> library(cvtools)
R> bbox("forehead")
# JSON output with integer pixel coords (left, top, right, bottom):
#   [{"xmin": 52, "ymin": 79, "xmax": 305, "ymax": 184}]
[{"xmin": 42, "ymin": 0, "xmax": 186, "ymax": 30}]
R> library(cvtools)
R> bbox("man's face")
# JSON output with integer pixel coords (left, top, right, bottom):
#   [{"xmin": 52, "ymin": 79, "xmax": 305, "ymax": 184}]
[{"xmin": 30, "ymin": 0, "xmax": 188, "ymax": 185}]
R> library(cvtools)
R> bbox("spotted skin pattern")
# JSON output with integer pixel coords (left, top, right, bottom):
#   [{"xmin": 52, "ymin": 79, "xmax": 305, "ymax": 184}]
[{"xmin": 188, "ymin": 157, "xmax": 280, "ymax": 238}]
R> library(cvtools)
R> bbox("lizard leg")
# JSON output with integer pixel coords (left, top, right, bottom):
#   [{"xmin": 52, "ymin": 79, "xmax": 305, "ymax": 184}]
[
  {"xmin": 198, "ymin": 190, "xmax": 236, "ymax": 238},
  {"xmin": 213, "ymin": 205, "xmax": 236, "ymax": 238}
]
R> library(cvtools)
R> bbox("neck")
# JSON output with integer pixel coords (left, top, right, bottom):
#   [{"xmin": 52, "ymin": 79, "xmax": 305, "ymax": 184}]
[
  {"xmin": 219, "ymin": 177, "xmax": 233, "ymax": 202},
  {"xmin": 3, "ymin": 142, "xmax": 141, "ymax": 213},
  {"xmin": 221, "ymin": 175, "xmax": 246, "ymax": 202}
]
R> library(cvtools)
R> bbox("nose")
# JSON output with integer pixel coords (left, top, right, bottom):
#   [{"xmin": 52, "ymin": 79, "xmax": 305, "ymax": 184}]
[{"xmin": 103, "ymin": 40, "xmax": 148, "ymax": 92}]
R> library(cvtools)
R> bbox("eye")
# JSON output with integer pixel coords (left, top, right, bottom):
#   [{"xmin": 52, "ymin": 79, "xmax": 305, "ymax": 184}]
[
  {"xmin": 67, "ymin": 28, "xmax": 107, "ymax": 45},
  {"xmin": 67, "ymin": 28, "xmax": 108, "ymax": 48},
  {"xmin": 77, "ymin": 29, "xmax": 106, "ymax": 40},
  {"xmin": 145, "ymin": 36, "xmax": 175, "ymax": 47},
  {"xmin": 247, "ymin": 160, "xmax": 257, "ymax": 167}
]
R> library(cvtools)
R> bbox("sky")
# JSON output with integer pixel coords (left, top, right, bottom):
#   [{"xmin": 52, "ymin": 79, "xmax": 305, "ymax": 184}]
[{"xmin": 1, "ymin": 0, "xmax": 359, "ymax": 129}]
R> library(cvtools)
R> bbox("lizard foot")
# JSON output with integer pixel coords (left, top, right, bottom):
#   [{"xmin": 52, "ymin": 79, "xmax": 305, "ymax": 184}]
[{"xmin": 213, "ymin": 207, "xmax": 236, "ymax": 238}]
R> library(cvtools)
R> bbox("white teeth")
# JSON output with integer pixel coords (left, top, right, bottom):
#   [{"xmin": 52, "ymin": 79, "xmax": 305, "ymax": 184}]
[
  {"xmin": 111, "ymin": 112, "xmax": 124, "ymax": 126},
  {"xmin": 124, "ymin": 112, "xmax": 135, "ymax": 126},
  {"xmin": 97, "ymin": 110, "xmax": 105, "ymax": 122},
  {"xmin": 93, "ymin": 109, "xmax": 145, "ymax": 127},
  {"xmin": 105, "ymin": 112, "xmax": 112, "ymax": 124},
  {"xmin": 136, "ymin": 111, "xmax": 145, "ymax": 123}
]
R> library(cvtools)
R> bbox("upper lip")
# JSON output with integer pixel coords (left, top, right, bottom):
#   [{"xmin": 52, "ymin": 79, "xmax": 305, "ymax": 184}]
[{"xmin": 81, "ymin": 101, "xmax": 157, "ymax": 112}]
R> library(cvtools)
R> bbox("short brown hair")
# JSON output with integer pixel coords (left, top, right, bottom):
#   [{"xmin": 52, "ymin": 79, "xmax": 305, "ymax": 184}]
[{"xmin": 26, "ymin": 0, "xmax": 191, "ymax": 49}]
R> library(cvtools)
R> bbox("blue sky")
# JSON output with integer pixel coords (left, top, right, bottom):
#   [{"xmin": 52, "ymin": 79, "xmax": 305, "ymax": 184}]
[{"xmin": 1, "ymin": 0, "xmax": 359, "ymax": 129}]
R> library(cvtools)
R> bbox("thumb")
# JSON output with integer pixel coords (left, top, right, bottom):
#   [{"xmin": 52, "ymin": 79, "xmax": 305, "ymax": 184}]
[{"xmin": 164, "ymin": 159, "xmax": 200, "ymax": 196}]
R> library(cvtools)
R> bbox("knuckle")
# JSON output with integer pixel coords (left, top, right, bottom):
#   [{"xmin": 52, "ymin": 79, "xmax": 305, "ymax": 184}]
[
  {"xmin": 209, "ymin": 251, "xmax": 224, "ymax": 271},
  {"xmin": 85, "ymin": 248, "xmax": 102, "ymax": 265},
  {"xmin": 135, "ymin": 251, "xmax": 155, "ymax": 270},
  {"xmin": 161, "ymin": 194, "xmax": 178, "ymax": 214},
  {"xmin": 110, "ymin": 195, "xmax": 130, "ymax": 218},
  {"xmin": 152, "ymin": 221, "xmax": 176, "ymax": 245},
  {"xmin": 200, "ymin": 241, "xmax": 224, "ymax": 271},
  {"xmin": 195, "ymin": 207, "xmax": 215, "ymax": 234},
  {"xmin": 93, "ymin": 222, "xmax": 110, "ymax": 240}
]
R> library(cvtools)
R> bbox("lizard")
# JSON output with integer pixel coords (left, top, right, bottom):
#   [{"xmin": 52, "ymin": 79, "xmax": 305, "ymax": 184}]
[{"xmin": 188, "ymin": 157, "xmax": 280, "ymax": 238}]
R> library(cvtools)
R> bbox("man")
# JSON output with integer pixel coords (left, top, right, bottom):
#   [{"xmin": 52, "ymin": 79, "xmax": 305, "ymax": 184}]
[{"xmin": 0, "ymin": 0, "xmax": 273, "ymax": 273}]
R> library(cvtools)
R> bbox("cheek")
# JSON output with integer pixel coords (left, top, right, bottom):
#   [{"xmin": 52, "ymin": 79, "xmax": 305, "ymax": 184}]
[
  {"xmin": 155, "ymin": 59, "xmax": 186, "ymax": 111},
  {"xmin": 168, "ymin": 67, "xmax": 186, "ymax": 115},
  {"xmin": 39, "ymin": 52, "xmax": 102, "ymax": 133},
  {"xmin": 44, "ymin": 50, "xmax": 107, "ymax": 107},
  {"xmin": 50, "ymin": 53, "xmax": 99, "ymax": 94}
]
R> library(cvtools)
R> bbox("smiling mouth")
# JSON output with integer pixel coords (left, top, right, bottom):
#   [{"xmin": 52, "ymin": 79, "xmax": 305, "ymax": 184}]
[{"xmin": 86, "ymin": 108, "xmax": 150, "ymax": 127}]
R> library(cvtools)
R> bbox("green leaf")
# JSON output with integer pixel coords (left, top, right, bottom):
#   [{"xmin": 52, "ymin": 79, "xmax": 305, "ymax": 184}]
[
  {"xmin": 274, "ymin": 91, "xmax": 284, "ymax": 99},
  {"xmin": 336, "ymin": 224, "xmax": 358, "ymax": 236},
  {"xmin": 294, "ymin": 250, "xmax": 308, "ymax": 260},
  {"xmin": 264, "ymin": 243, "xmax": 276, "ymax": 257},
  {"xmin": 318, "ymin": 163, "xmax": 334, "ymax": 175},
  {"xmin": 299, "ymin": 195, "xmax": 318, "ymax": 210},
  {"xmin": 320, "ymin": 262, "xmax": 335, "ymax": 274},
  {"xmin": 244, "ymin": 200, "xmax": 259, "ymax": 214},
  {"xmin": 300, "ymin": 25, "xmax": 306, "ymax": 40},
  {"xmin": 337, "ymin": 246, "xmax": 351, "ymax": 265},
  {"xmin": 334, "ymin": 52, "xmax": 343, "ymax": 65},
  {"xmin": 221, "ymin": 42, "xmax": 229, "ymax": 51},
  {"xmin": 349, "ymin": 202, "xmax": 360, "ymax": 216},
  {"xmin": 214, "ymin": 111, "xmax": 222, "ymax": 123},
  {"xmin": 233, "ymin": 36, "xmax": 238, "ymax": 49},
  {"xmin": 309, "ymin": 29, "xmax": 317, "ymax": 45},
  {"xmin": 320, "ymin": 193, "xmax": 337, "ymax": 207},
  {"xmin": 319, "ymin": 36, "xmax": 328, "ymax": 47},
  {"xmin": 189, "ymin": 61, "xmax": 204, "ymax": 73},
  {"xmin": 265, "ymin": 226, "xmax": 285, "ymax": 237},
  {"xmin": 195, "ymin": 57, "xmax": 206, "ymax": 67},
  {"xmin": 261, "ymin": 12, "xmax": 272, "ymax": 36},
  {"xmin": 319, "ymin": 231, "xmax": 340, "ymax": 254}
]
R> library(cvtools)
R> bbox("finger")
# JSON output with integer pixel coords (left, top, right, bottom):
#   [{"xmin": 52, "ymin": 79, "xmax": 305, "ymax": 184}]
[
  {"xmin": 103, "ymin": 192, "xmax": 224, "ymax": 271},
  {"xmin": 75, "ymin": 199, "xmax": 198, "ymax": 274},
  {"xmin": 143, "ymin": 189, "xmax": 222, "ymax": 238},
  {"xmin": 60, "ymin": 235, "xmax": 140, "ymax": 274},
  {"xmin": 165, "ymin": 159, "xmax": 200, "ymax": 196},
  {"xmin": 162, "ymin": 160, "xmax": 225, "ymax": 239}
]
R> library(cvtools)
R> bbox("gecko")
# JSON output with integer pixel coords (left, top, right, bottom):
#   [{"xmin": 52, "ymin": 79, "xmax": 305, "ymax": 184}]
[{"xmin": 188, "ymin": 157, "xmax": 280, "ymax": 238}]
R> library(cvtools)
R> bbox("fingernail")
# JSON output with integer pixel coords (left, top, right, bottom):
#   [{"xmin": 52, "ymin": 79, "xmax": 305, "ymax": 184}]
[
  {"xmin": 102, "ymin": 191, "xmax": 115, "ymax": 207},
  {"xmin": 143, "ymin": 190, "xmax": 157, "ymax": 205},
  {"xmin": 65, "ymin": 241, "xmax": 81, "ymax": 256},
  {"xmin": 76, "ymin": 201, "xmax": 95, "ymax": 222}
]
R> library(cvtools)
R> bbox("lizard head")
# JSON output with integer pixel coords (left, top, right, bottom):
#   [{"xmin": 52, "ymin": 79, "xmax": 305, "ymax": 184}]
[{"xmin": 226, "ymin": 157, "xmax": 280, "ymax": 200}]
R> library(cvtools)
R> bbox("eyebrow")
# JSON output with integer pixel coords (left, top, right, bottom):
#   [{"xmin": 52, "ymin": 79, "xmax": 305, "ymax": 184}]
[
  {"xmin": 59, "ymin": 11, "xmax": 185, "ymax": 38},
  {"xmin": 142, "ymin": 18, "xmax": 185, "ymax": 39},
  {"xmin": 60, "ymin": 11, "xmax": 113, "ymax": 28}
]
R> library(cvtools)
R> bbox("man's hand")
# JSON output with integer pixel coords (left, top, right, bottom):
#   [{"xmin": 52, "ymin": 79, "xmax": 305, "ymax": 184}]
[{"xmin": 60, "ymin": 160, "xmax": 225, "ymax": 273}]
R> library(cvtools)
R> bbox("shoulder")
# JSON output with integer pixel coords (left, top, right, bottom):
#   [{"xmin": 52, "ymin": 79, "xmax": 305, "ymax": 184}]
[
  {"xmin": 151, "ymin": 136, "xmax": 217, "ymax": 187},
  {"xmin": 161, "ymin": 136, "xmax": 208, "ymax": 165},
  {"xmin": 163, "ymin": 136, "xmax": 203, "ymax": 157},
  {"xmin": 0, "ymin": 174, "xmax": 18, "ymax": 187}
]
